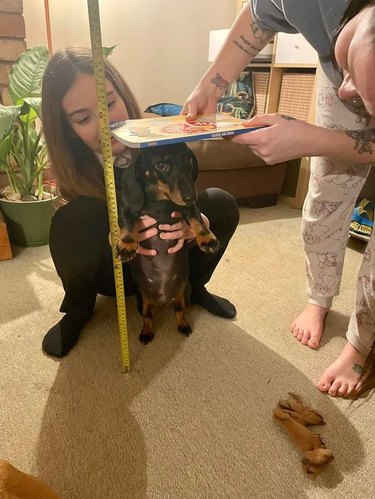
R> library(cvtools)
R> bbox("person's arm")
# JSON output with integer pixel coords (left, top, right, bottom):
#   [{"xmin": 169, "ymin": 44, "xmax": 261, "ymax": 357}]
[
  {"xmin": 181, "ymin": 4, "xmax": 275, "ymax": 120},
  {"xmin": 231, "ymin": 114, "xmax": 375, "ymax": 164}
]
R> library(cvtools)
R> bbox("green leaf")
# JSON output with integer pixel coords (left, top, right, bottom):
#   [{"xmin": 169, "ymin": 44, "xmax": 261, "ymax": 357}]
[
  {"xmin": 24, "ymin": 97, "xmax": 42, "ymax": 119},
  {"xmin": 18, "ymin": 99, "xmax": 38, "ymax": 123},
  {"xmin": 0, "ymin": 105, "xmax": 21, "ymax": 140},
  {"xmin": 103, "ymin": 45, "xmax": 117, "ymax": 58},
  {"xmin": 3, "ymin": 46, "xmax": 51, "ymax": 196},
  {"xmin": 9, "ymin": 47, "xmax": 49, "ymax": 104}
]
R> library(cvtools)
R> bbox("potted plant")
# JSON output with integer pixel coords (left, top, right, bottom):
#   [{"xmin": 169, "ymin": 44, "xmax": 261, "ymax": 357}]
[{"xmin": 0, "ymin": 46, "xmax": 59, "ymax": 247}]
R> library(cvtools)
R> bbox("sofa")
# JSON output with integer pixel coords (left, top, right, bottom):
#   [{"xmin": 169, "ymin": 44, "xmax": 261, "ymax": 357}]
[{"xmin": 187, "ymin": 137, "xmax": 287, "ymax": 208}]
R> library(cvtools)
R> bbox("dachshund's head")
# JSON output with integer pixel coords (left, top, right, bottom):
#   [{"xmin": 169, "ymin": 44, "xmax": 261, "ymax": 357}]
[{"xmin": 120, "ymin": 143, "xmax": 198, "ymax": 212}]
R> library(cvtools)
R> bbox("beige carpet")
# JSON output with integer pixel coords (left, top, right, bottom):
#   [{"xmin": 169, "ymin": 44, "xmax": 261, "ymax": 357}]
[{"xmin": 1, "ymin": 203, "xmax": 374, "ymax": 499}]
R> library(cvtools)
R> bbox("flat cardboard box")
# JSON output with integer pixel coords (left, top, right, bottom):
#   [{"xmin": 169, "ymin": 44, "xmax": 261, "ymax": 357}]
[{"xmin": 110, "ymin": 113, "xmax": 259, "ymax": 148}]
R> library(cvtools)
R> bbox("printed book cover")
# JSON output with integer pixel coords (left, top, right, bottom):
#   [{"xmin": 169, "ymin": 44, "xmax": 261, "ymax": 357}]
[{"xmin": 110, "ymin": 113, "xmax": 257, "ymax": 148}]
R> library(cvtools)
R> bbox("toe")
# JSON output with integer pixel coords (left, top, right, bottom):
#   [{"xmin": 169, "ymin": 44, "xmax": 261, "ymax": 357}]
[
  {"xmin": 301, "ymin": 330, "xmax": 310, "ymax": 345},
  {"xmin": 317, "ymin": 371, "xmax": 335, "ymax": 392},
  {"xmin": 307, "ymin": 337, "xmax": 318, "ymax": 349},
  {"xmin": 328, "ymin": 380, "xmax": 342, "ymax": 397},
  {"xmin": 297, "ymin": 330, "xmax": 304, "ymax": 341},
  {"xmin": 317, "ymin": 380, "xmax": 330, "ymax": 392},
  {"xmin": 337, "ymin": 382, "xmax": 349, "ymax": 397},
  {"xmin": 291, "ymin": 326, "xmax": 299, "ymax": 337},
  {"xmin": 346, "ymin": 381, "xmax": 359, "ymax": 398}
]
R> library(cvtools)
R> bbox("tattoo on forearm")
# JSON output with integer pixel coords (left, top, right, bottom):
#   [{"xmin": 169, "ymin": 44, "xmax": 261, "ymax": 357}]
[
  {"xmin": 251, "ymin": 22, "xmax": 274, "ymax": 43},
  {"xmin": 346, "ymin": 128, "xmax": 375, "ymax": 155},
  {"xmin": 232, "ymin": 22, "xmax": 274, "ymax": 59},
  {"xmin": 233, "ymin": 38, "xmax": 257, "ymax": 58},
  {"xmin": 211, "ymin": 73, "xmax": 230, "ymax": 91},
  {"xmin": 281, "ymin": 115, "xmax": 296, "ymax": 121}
]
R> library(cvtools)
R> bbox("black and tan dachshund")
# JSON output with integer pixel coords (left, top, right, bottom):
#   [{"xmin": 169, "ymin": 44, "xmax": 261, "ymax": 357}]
[{"xmin": 116, "ymin": 143, "xmax": 220, "ymax": 344}]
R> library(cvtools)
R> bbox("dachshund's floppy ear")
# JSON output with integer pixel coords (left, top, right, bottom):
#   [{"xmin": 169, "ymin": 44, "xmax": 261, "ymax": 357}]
[
  {"xmin": 119, "ymin": 158, "xmax": 144, "ymax": 213},
  {"xmin": 187, "ymin": 147, "xmax": 199, "ymax": 182}
]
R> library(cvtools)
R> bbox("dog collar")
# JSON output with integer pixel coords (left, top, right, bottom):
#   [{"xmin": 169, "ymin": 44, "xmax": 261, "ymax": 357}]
[{"xmin": 95, "ymin": 151, "xmax": 132, "ymax": 169}]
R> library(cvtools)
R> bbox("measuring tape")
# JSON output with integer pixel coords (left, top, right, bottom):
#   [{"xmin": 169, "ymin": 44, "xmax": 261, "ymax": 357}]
[{"xmin": 87, "ymin": 0, "xmax": 130, "ymax": 372}]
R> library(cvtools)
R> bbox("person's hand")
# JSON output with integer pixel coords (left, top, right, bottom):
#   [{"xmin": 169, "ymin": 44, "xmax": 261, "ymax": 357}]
[
  {"xmin": 159, "ymin": 211, "xmax": 193, "ymax": 254},
  {"xmin": 231, "ymin": 113, "xmax": 317, "ymax": 164},
  {"xmin": 136, "ymin": 215, "xmax": 158, "ymax": 256},
  {"xmin": 159, "ymin": 211, "xmax": 210, "ymax": 254},
  {"xmin": 181, "ymin": 83, "xmax": 219, "ymax": 122}
]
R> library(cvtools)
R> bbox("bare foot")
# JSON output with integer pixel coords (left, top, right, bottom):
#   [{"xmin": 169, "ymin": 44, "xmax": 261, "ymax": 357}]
[
  {"xmin": 290, "ymin": 304, "xmax": 329, "ymax": 349},
  {"xmin": 317, "ymin": 342, "xmax": 366, "ymax": 397}
]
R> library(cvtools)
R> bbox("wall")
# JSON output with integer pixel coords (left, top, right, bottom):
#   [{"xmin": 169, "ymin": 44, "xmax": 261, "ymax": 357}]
[
  {"xmin": 0, "ymin": 0, "xmax": 26, "ymax": 105},
  {"xmin": 23, "ymin": 0, "xmax": 237, "ymax": 111},
  {"xmin": 0, "ymin": 0, "xmax": 26, "ymax": 190}
]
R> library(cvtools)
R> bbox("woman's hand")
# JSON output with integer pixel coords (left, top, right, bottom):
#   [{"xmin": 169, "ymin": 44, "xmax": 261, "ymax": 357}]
[
  {"xmin": 159, "ymin": 211, "xmax": 210, "ymax": 254},
  {"xmin": 134, "ymin": 212, "xmax": 211, "ymax": 256},
  {"xmin": 231, "ymin": 113, "xmax": 318, "ymax": 164},
  {"xmin": 181, "ymin": 83, "xmax": 220, "ymax": 122},
  {"xmin": 136, "ymin": 215, "xmax": 158, "ymax": 256}
]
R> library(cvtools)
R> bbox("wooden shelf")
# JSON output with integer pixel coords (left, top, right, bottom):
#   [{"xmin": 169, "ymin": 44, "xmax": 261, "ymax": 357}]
[
  {"xmin": 247, "ymin": 63, "xmax": 272, "ymax": 68},
  {"xmin": 273, "ymin": 63, "xmax": 317, "ymax": 69},
  {"xmin": 250, "ymin": 60, "xmax": 317, "ymax": 207}
]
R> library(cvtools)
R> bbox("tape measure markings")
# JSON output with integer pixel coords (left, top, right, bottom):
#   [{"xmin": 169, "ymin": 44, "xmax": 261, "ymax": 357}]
[{"xmin": 87, "ymin": 0, "xmax": 130, "ymax": 372}]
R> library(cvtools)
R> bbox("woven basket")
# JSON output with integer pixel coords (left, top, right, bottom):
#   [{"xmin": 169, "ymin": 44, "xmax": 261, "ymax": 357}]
[
  {"xmin": 277, "ymin": 72, "xmax": 315, "ymax": 121},
  {"xmin": 252, "ymin": 71, "xmax": 270, "ymax": 115}
]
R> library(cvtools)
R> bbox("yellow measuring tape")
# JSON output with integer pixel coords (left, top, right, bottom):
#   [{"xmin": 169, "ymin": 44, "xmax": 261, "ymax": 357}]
[{"xmin": 87, "ymin": 0, "xmax": 130, "ymax": 372}]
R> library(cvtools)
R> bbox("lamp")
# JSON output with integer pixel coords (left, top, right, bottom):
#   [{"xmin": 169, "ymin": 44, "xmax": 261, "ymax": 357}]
[{"xmin": 208, "ymin": 29, "xmax": 229, "ymax": 62}]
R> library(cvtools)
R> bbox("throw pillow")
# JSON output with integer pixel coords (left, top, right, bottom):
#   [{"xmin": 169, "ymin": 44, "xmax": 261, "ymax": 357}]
[
  {"xmin": 216, "ymin": 70, "xmax": 255, "ymax": 119},
  {"xmin": 144, "ymin": 103, "xmax": 182, "ymax": 116}
]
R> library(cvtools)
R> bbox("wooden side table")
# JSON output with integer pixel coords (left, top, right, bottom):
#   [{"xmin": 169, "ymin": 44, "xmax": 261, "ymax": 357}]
[{"xmin": 0, "ymin": 209, "xmax": 13, "ymax": 260}]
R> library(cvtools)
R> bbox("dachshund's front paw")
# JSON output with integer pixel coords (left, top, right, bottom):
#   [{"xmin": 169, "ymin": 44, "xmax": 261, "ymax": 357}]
[
  {"xmin": 198, "ymin": 235, "xmax": 220, "ymax": 254},
  {"xmin": 115, "ymin": 238, "xmax": 138, "ymax": 262}
]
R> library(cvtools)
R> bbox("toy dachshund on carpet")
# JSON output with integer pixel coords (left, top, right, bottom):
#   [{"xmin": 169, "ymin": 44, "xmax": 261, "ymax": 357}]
[
  {"xmin": 273, "ymin": 393, "xmax": 334, "ymax": 478},
  {"xmin": 0, "ymin": 459, "xmax": 59, "ymax": 498},
  {"xmin": 116, "ymin": 143, "xmax": 220, "ymax": 344}
]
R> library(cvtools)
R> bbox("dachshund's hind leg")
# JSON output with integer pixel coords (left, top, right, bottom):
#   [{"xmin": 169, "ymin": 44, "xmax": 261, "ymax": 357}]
[
  {"xmin": 139, "ymin": 296, "xmax": 155, "ymax": 344},
  {"xmin": 174, "ymin": 292, "xmax": 192, "ymax": 336}
]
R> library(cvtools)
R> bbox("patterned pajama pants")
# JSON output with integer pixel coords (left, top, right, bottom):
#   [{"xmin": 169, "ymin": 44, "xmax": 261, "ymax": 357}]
[{"xmin": 303, "ymin": 67, "xmax": 375, "ymax": 355}]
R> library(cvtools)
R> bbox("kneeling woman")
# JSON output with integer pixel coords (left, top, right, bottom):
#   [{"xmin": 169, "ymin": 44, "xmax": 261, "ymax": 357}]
[{"xmin": 41, "ymin": 47, "xmax": 239, "ymax": 357}]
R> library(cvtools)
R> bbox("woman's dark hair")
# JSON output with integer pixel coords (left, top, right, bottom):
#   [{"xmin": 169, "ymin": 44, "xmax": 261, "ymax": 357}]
[
  {"xmin": 360, "ymin": 343, "xmax": 375, "ymax": 398},
  {"xmin": 42, "ymin": 47, "xmax": 142, "ymax": 202}
]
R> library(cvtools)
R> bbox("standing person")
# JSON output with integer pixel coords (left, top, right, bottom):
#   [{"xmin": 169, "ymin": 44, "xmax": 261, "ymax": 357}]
[
  {"xmin": 41, "ymin": 47, "xmax": 239, "ymax": 358},
  {"xmin": 182, "ymin": 0, "xmax": 375, "ymax": 398}
]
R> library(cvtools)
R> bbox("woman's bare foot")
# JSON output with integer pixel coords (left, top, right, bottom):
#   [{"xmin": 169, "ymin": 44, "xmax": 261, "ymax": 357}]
[
  {"xmin": 290, "ymin": 304, "xmax": 329, "ymax": 349},
  {"xmin": 317, "ymin": 342, "xmax": 366, "ymax": 397}
]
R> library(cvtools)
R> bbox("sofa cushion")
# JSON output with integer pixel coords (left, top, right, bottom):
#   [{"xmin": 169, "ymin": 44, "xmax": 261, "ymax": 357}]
[{"xmin": 187, "ymin": 138, "xmax": 267, "ymax": 172}]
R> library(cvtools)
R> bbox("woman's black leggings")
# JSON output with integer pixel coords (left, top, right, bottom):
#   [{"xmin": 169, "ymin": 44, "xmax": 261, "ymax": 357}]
[{"xmin": 49, "ymin": 188, "xmax": 239, "ymax": 317}]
